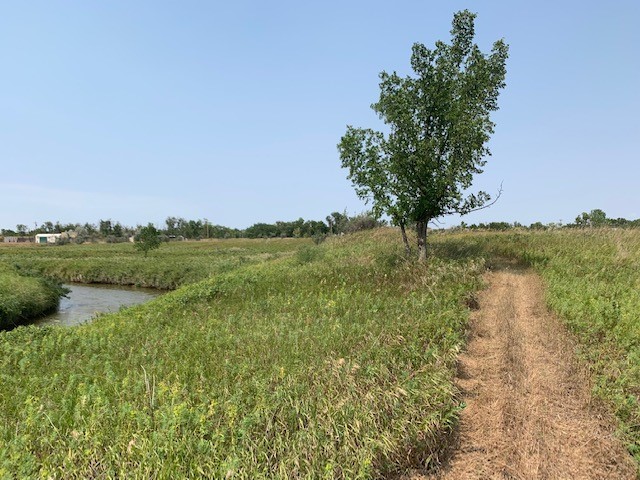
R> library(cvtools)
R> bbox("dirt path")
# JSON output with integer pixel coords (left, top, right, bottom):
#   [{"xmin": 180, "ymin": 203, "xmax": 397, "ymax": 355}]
[{"xmin": 415, "ymin": 270, "xmax": 637, "ymax": 479}]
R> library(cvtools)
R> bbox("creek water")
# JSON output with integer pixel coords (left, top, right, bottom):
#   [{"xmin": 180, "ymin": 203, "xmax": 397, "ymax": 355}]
[{"xmin": 35, "ymin": 283, "xmax": 160, "ymax": 327}]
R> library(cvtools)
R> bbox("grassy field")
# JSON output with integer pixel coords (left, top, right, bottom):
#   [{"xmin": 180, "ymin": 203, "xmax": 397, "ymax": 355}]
[
  {"xmin": 0, "ymin": 263, "xmax": 67, "ymax": 329},
  {"xmin": 0, "ymin": 230, "xmax": 484, "ymax": 478},
  {"xmin": 3, "ymin": 229, "xmax": 638, "ymax": 476},
  {"xmin": 0, "ymin": 238, "xmax": 308, "ymax": 290},
  {"xmin": 432, "ymin": 228, "xmax": 640, "ymax": 463}
]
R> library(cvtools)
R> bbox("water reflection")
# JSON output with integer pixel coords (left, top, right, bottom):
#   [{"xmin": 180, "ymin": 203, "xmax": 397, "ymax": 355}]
[{"xmin": 36, "ymin": 284, "xmax": 160, "ymax": 327}]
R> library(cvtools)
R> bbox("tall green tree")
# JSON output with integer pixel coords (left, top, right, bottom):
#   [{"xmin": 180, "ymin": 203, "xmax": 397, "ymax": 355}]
[{"xmin": 338, "ymin": 10, "xmax": 508, "ymax": 261}]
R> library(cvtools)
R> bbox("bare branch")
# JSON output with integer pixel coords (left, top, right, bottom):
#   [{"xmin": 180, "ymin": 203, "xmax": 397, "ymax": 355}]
[
  {"xmin": 441, "ymin": 182, "xmax": 504, "ymax": 217},
  {"xmin": 465, "ymin": 182, "xmax": 503, "ymax": 214}
]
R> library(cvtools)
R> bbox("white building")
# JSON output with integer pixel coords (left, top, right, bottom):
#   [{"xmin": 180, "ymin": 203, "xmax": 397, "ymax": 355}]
[{"xmin": 35, "ymin": 233, "xmax": 62, "ymax": 244}]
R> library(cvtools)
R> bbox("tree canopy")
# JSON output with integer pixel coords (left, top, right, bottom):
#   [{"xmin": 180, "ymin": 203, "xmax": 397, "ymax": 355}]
[
  {"xmin": 134, "ymin": 224, "xmax": 162, "ymax": 257},
  {"xmin": 338, "ymin": 10, "xmax": 508, "ymax": 260},
  {"xmin": 575, "ymin": 209, "xmax": 607, "ymax": 228}
]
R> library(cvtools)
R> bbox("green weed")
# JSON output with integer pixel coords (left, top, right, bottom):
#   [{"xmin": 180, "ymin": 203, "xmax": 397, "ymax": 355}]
[
  {"xmin": 0, "ymin": 229, "xmax": 484, "ymax": 477},
  {"xmin": 0, "ymin": 264, "xmax": 67, "ymax": 329}
]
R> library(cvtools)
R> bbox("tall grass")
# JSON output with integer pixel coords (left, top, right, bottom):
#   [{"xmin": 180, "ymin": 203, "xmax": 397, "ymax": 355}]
[
  {"xmin": 0, "ymin": 229, "xmax": 484, "ymax": 478},
  {"xmin": 0, "ymin": 264, "xmax": 67, "ymax": 329}
]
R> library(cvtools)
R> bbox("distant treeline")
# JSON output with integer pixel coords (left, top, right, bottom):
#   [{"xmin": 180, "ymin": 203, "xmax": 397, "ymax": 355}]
[
  {"xmin": 3, "ymin": 209, "xmax": 638, "ymax": 243},
  {"xmin": 456, "ymin": 209, "xmax": 640, "ymax": 231},
  {"xmin": 1, "ymin": 211, "xmax": 383, "ymax": 243}
]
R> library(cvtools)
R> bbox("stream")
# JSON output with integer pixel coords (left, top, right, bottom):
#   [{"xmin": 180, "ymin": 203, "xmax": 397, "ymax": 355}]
[{"xmin": 35, "ymin": 283, "xmax": 160, "ymax": 327}]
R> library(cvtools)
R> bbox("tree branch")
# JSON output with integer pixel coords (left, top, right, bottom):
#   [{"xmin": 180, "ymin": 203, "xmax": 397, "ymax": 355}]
[
  {"xmin": 465, "ymin": 182, "xmax": 503, "ymax": 214},
  {"xmin": 441, "ymin": 182, "xmax": 503, "ymax": 216}
]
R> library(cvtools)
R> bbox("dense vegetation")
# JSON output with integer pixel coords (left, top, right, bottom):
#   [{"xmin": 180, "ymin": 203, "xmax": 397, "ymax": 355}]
[
  {"xmin": 0, "ymin": 239, "xmax": 307, "ymax": 290},
  {"xmin": 1, "ymin": 211, "xmax": 381, "ymax": 243},
  {"xmin": 433, "ymin": 229, "xmax": 640, "ymax": 463},
  {"xmin": 456, "ymin": 209, "xmax": 640, "ymax": 231},
  {"xmin": 0, "ymin": 229, "xmax": 484, "ymax": 477},
  {"xmin": 3, "ymin": 227, "xmax": 639, "ymax": 475},
  {"xmin": 0, "ymin": 264, "xmax": 67, "ymax": 329}
]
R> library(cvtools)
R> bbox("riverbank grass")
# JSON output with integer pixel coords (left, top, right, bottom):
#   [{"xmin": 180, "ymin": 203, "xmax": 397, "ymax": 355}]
[
  {"xmin": 0, "ymin": 264, "xmax": 67, "ymax": 329},
  {"xmin": 0, "ymin": 238, "xmax": 309, "ymax": 289},
  {"xmin": 0, "ymin": 229, "xmax": 484, "ymax": 477}
]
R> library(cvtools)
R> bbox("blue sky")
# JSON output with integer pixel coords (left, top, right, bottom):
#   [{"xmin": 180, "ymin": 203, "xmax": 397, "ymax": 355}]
[{"xmin": 1, "ymin": 1, "xmax": 638, "ymax": 229}]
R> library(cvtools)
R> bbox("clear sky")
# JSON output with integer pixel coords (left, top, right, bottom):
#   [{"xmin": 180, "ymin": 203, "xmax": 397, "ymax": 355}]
[{"xmin": 2, "ymin": 1, "xmax": 638, "ymax": 230}]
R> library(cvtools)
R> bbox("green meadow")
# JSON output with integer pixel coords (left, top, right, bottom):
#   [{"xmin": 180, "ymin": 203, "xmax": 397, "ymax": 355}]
[
  {"xmin": 1, "ymin": 229, "xmax": 639, "ymax": 476},
  {"xmin": 0, "ymin": 230, "xmax": 484, "ymax": 478},
  {"xmin": 0, "ymin": 238, "xmax": 307, "ymax": 290}
]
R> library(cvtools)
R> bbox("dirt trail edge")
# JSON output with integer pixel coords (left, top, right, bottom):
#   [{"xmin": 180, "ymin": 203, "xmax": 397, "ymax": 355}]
[{"xmin": 415, "ymin": 270, "xmax": 637, "ymax": 479}]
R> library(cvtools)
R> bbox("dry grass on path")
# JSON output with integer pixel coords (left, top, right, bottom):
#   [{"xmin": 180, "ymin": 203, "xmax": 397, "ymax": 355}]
[{"xmin": 409, "ymin": 269, "xmax": 637, "ymax": 479}]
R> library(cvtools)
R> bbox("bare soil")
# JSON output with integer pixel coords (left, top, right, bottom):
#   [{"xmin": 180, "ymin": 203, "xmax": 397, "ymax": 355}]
[{"xmin": 409, "ymin": 270, "xmax": 637, "ymax": 479}]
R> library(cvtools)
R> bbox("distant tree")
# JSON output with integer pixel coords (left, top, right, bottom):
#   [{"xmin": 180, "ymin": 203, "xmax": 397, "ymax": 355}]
[
  {"xmin": 16, "ymin": 224, "xmax": 27, "ymax": 235},
  {"xmin": 134, "ymin": 224, "xmax": 162, "ymax": 257},
  {"xmin": 326, "ymin": 211, "xmax": 349, "ymax": 235},
  {"xmin": 291, "ymin": 218, "xmax": 305, "ymax": 238},
  {"xmin": 304, "ymin": 220, "xmax": 329, "ymax": 237},
  {"xmin": 112, "ymin": 222, "xmax": 124, "ymax": 237},
  {"xmin": 575, "ymin": 209, "xmax": 608, "ymax": 228},
  {"xmin": 83, "ymin": 222, "xmax": 97, "ymax": 235},
  {"xmin": 609, "ymin": 217, "xmax": 630, "ymax": 228},
  {"xmin": 165, "ymin": 216, "xmax": 179, "ymax": 235},
  {"xmin": 209, "ymin": 224, "xmax": 241, "ymax": 239},
  {"xmin": 245, "ymin": 223, "xmax": 279, "ymax": 239},
  {"xmin": 589, "ymin": 209, "xmax": 607, "ymax": 227},
  {"xmin": 170, "ymin": 218, "xmax": 204, "ymax": 239},
  {"xmin": 185, "ymin": 220, "xmax": 203, "ymax": 239},
  {"xmin": 272, "ymin": 221, "xmax": 291, "ymax": 238},
  {"xmin": 55, "ymin": 222, "xmax": 79, "ymax": 233},
  {"xmin": 99, "ymin": 219, "xmax": 113, "ymax": 236},
  {"xmin": 338, "ymin": 10, "xmax": 508, "ymax": 261},
  {"xmin": 344, "ymin": 212, "xmax": 381, "ymax": 233},
  {"xmin": 486, "ymin": 221, "xmax": 511, "ymax": 231},
  {"xmin": 529, "ymin": 222, "xmax": 547, "ymax": 230},
  {"xmin": 42, "ymin": 221, "xmax": 55, "ymax": 233}
]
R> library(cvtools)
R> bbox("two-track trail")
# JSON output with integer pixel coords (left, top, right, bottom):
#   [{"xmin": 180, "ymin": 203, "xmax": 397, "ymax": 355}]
[{"xmin": 414, "ymin": 269, "xmax": 637, "ymax": 479}]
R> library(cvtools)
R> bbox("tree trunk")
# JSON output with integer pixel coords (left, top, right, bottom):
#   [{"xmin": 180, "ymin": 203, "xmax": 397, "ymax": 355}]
[
  {"xmin": 399, "ymin": 221, "xmax": 411, "ymax": 256},
  {"xmin": 416, "ymin": 220, "xmax": 428, "ymax": 262}
]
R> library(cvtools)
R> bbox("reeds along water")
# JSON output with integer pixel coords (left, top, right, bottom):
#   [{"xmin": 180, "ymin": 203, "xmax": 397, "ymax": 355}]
[{"xmin": 0, "ymin": 263, "xmax": 66, "ymax": 329}]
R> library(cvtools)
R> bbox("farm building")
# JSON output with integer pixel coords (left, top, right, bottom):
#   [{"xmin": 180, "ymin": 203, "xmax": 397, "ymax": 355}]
[
  {"xmin": 35, "ymin": 233, "xmax": 62, "ymax": 244},
  {"xmin": 3, "ymin": 236, "xmax": 32, "ymax": 243}
]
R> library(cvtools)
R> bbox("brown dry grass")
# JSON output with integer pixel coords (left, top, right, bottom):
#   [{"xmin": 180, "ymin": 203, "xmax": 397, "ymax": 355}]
[{"xmin": 407, "ymin": 269, "xmax": 637, "ymax": 479}]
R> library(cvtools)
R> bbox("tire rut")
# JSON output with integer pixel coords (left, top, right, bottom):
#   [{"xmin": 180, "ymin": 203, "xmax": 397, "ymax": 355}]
[{"xmin": 409, "ymin": 270, "xmax": 637, "ymax": 479}]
